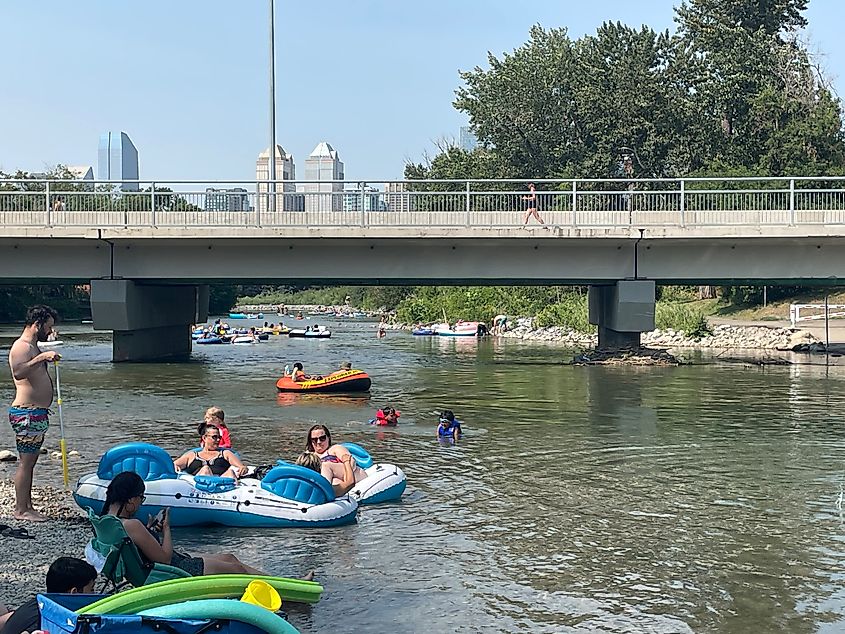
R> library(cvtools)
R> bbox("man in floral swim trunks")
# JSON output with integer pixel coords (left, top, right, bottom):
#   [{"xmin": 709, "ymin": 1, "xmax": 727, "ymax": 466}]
[{"xmin": 8, "ymin": 305, "xmax": 60, "ymax": 522}]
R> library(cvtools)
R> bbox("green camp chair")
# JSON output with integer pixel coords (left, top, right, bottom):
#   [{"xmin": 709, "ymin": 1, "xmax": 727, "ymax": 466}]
[{"xmin": 87, "ymin": 508, "xmax": 190, "ymax": 592}]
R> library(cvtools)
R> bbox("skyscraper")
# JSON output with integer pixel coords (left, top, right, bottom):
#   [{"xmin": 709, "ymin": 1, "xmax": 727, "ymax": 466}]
[
  {"xmin": 256, "ymin": 145, "xmax": 298, "ymax": 213},
  {"xmin": 303, "ymin": 142, "xmax": 344, "ymax": 212},
  {"xmin": 205, "ymin": 187, "xmax": 249, "ymax": 212},
  {"xmin": 97, "ymin": 132, "xmax": 139, "ymax": 191},
  {"xmin": 460, "ymin": 126, "xmax": 478, "ymax": 151}
]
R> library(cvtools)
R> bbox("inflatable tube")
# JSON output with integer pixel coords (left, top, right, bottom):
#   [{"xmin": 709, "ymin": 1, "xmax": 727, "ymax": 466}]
[
  {"xmin": 412, "ymin": 328, "xmax": 435, "ymax": 336},
  {"xmin": 229, "ymin": 312, "xmax": 247, "ymax": 319},
  {"xmin": 195, "ymin": 336, "xmax": 224, "ymax": 344},
  {"xmin": 78, "ymin": 574, "xmax": 323, "ymax": 614},
  {"xmin": 232, "ymin": 335, "xmax": 257, "ymax": 344},
  {"xmin": 139, "ymin": 599, "xmax": 299, "ymax": 634},
  {"xmin": 276, "ymin": 369, "xmax": 371, "ymax": 393}
]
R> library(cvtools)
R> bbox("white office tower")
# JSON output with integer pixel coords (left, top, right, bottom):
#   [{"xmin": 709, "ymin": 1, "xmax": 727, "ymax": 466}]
[
  {"xmin": 256, "ymin": 145, "xmax": 297, "ymax": 213},
  {"xmin": 303, "ymin": 142, "xmax": 344, "ymax": 212}
]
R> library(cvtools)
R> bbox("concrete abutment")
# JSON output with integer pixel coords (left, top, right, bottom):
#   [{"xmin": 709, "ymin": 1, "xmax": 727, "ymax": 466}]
[{"xmin": 90, "ymin": 279, "xmax": 208, "ymax": 362}]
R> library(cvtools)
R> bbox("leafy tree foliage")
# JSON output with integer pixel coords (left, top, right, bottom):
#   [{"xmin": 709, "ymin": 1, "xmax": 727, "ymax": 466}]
[{"xmin": 407, "ymin": 0, "xmax": 844, "ymax": 182}]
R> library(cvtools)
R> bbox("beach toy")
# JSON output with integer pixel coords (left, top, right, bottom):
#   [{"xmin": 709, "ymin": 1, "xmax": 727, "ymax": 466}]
[
  {"xmin": 77, "ymin": 574, "xmax": 322, "ymax": 614},
  {"xmin": 139, "ymin": 599, "xmax": 299, "ymax": 634},
  {"xmin": 240, "ymin": 579, "xmax": 282, "ymax": 611}
]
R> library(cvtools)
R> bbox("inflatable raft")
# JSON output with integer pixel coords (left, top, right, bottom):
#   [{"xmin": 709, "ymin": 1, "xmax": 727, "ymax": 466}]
[
  {"xmin": 276, "ymin": 369, "xmax": 371, "ymax": 393},
  {"xmin": 341, "ymin": 443, "xmax": 406, "ymax": 505},
  {"xmin": 288, "ymin": 327, "xmax": 331, "ymax": 338},
  {"xmin": 74, "ymin": 443, "xmax": 358, "ymax": 528}
]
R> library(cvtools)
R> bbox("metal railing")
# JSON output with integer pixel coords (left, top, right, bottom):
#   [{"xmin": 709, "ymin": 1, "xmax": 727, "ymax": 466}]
[{"xmin": 2, "ymin": 177, "xmax": 845, "ymax": 229}]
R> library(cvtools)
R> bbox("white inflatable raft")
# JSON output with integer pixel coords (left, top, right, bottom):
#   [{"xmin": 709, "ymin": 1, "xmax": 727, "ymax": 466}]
[{"xmin": 74, "ymin": 443, "xmax": 358, "ymax": 528}]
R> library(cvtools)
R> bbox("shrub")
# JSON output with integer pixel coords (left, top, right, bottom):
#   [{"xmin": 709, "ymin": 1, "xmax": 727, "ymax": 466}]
[
  {"xmin": 535, "ymin": 295, "xmax": 595, "ymax": 333},
  {"xmin": 655, "ymin": 302, "xmax": 712, "ymax": 339}
]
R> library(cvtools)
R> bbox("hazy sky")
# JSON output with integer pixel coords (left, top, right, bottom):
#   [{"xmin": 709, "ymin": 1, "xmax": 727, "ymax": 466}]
[{"xmin": 1, "ymin": 0, "xmax": 841, "ymax": 181}]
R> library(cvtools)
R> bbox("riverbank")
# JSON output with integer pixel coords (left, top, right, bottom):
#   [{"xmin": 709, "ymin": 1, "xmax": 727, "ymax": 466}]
[
  {"xmin": 390, "ymin": 321, "xmax": 825, "ymax": 351},
  {"xmin": 0, "ymin": 479, "xmax": 88, "ymax": 608}
]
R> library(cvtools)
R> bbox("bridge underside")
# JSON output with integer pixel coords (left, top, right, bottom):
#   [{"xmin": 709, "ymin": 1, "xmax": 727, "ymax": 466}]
[
  {"xmin": 2, "ymin": 234, "xmax": 843, "ymax": 360},
  {"xmin": 1, "ymin": 236, "xmax": 844, "ymax": 285}
]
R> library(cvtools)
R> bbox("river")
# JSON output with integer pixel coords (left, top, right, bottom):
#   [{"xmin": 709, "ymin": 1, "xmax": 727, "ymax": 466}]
[{"xmin": 1, "ymin": 316, "xmax": 845, "ymax": 633}]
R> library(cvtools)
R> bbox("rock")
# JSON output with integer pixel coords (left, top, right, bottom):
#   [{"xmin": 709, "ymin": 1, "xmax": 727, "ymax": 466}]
[
  {"xmin": 0, "ymin": 450, "xmax": 17, "ymax": 462},
  {"xmin": 68, "ymin": 450, "xmax": 80, "ymax": 457}
]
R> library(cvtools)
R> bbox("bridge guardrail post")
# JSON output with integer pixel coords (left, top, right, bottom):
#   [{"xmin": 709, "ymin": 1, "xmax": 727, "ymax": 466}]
[
  {"xmin": 679, "ymin": 179, "xmax": 685, "ymax": 227},
  {"xmin": 465, "ymin": 181, "xmax": 471, "ymax": 227},
  {"xmin": 360, "ymin": 182, "xmax": 366, "ymax": 227},
  {"xmin": 45, "ymin": 180, "xmax": 51, "ymax": 227},
  {"xmin": 571, "ymin": 180, "xmax": 577, "ymax": 228},
  {"xmin": 789, "ymin": 179, "xmax": 795, "ymax": 226},
  {"xmin": 150, "ymin": 183, "xmax": 156, "ymax": 227}
]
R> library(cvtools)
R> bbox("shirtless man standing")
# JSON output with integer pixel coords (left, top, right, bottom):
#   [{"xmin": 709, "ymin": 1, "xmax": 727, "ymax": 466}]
[{"xmin": 8, "ymin": 305, "xmax": 60, "ymax": 521}]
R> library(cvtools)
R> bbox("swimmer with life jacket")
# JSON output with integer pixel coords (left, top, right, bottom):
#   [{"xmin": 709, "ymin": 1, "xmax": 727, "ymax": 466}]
[
  {"xmin": 370, "ymin": 405, "xmax": 400, "ymax": 426},
  {"xmin": 437, "ymin": 410, "xmax": 462, "ymax": 440}
]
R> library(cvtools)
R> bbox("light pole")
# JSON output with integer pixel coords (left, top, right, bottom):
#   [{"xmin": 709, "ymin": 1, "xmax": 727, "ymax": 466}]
[{"xmin": 268, "ymin": 0, "xmax": 277, "ymax": 213}]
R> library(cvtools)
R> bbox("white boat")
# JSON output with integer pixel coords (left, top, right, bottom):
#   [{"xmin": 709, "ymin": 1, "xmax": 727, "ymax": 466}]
[
  {"xmin": 74, "ymin": 443, "xmax": 358, "ymax": 528},
  {"xmin": 38, "ymin": 340, "xmax": 64, "ymax": 348}
]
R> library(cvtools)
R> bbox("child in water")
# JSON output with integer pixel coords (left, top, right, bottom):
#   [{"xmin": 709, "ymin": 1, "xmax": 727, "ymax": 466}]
[
  {"xmin": 371, "ymin": 406, "xmax": 400, "ymax": 426},
  {"xmin": 437, "ymin": 410, "xmax": 462, "ymax": 440},
  {"xmin": 204, "ymin": 406, "xmax": 231, "ymax": 449}
]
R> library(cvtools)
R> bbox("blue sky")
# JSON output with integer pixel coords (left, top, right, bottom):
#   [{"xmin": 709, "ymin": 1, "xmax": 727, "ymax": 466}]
[{"xmin": 1, "ymin": 1, "xmax": 842, "ymax": 181}]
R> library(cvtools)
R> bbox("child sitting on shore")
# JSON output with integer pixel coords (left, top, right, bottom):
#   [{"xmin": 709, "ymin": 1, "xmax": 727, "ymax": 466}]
[{"xmin": 204, "ymin": 406, "xmax": 231, "ymax": 449}]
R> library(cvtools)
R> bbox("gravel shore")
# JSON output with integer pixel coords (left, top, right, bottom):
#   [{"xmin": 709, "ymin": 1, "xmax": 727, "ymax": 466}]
[{"xmin": 0, "ymin": 478, "xmax": 89, "ymax": 609}]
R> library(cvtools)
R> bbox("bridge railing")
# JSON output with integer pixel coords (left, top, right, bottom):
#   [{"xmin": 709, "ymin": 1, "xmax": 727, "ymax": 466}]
[{"xmin": 1, "ymin": 177, "xmax": 845, "ymax": 228}]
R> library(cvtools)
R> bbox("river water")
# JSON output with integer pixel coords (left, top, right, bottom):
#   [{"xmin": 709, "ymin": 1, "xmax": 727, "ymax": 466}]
[{"xmin": 2, "ymin": 317, "xmax": 845, "ymax": 633}]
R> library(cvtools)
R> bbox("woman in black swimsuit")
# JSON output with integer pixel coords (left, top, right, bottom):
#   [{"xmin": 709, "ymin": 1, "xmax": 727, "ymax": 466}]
[{"xmin": 173, "ymin": 423, "xmax": 247, "ymax": 479}]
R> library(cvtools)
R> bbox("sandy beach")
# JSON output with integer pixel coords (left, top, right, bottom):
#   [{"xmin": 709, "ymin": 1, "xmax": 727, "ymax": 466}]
[{"xmin": 0, "ymin": 478, "xmax": 89, "ymax": 609}]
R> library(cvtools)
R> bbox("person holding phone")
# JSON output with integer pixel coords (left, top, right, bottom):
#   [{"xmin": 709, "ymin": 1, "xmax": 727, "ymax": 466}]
[{"xmin": 100, "ymin": 472, "xmax": 271, "ymax": 576}]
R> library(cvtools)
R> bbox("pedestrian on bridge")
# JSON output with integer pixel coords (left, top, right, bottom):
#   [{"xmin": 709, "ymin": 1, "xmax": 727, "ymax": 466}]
[{"xmin": 522, "ymin": 183, "xmax": 546, "ymax": 228}]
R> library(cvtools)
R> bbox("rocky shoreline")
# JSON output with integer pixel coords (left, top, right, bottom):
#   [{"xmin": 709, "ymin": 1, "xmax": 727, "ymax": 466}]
[
  {"xmin": 391, "ymin": 321, "xmax": 823, "ymax": 351},
  {"xmin": 0, "ymin": 479, "xmax": 88, "ymax": 609}
]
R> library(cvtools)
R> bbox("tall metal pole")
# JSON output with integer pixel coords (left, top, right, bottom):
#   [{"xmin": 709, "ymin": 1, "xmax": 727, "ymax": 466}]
[{"xmin": 268, "ymin": 0, "xmax": 277, "ymax": 213}]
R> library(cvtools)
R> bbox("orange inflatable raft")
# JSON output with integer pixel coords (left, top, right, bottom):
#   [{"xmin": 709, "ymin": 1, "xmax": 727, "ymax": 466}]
[{"xmin": 276, "ymin": 369, "xmax": 372, "ymax": 393}]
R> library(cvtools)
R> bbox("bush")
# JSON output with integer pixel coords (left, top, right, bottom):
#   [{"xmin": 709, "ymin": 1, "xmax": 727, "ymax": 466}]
[
  {"xmin": 535, "ymin": 294, "xmax": 595, "ymax": 333},
  {"xmin": 655, "ymin": 302, "xmax": 712, "ymax": 339}
]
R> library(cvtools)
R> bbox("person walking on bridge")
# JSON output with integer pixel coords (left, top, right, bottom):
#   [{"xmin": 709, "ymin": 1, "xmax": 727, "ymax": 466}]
[
  {"xmin": 521, "ymin": 183, "xmax": 546, "ymax": 228},
  {"xmin": 7, "ymin": 305, "xmax": 60, "ymax": 522}
]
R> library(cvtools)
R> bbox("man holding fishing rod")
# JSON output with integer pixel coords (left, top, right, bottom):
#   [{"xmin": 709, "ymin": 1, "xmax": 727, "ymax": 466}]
[{"xmin": 8, "ymin": 305, "xmax": 60, "ymax": 522}]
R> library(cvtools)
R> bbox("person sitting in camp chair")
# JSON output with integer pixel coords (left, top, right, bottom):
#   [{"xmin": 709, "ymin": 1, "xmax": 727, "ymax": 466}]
[{"xmin": 93, "ymin": 471, "xmax": 268, "ymax": 583}]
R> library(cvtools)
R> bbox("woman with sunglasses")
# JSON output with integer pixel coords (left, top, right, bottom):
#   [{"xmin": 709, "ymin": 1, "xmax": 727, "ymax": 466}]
[
  {"xmin": 305, "ymin": 425, "xmax": 366, "ymax": 483},
  {"xmin": 100, "ymin": 471, "xmax": 268, "ymax": 576},
  {"xmin": 173, "ymin": 423, "xmax": 247, "ymax": 479}
]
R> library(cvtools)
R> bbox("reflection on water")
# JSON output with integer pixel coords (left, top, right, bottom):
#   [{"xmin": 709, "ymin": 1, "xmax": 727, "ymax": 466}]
[{"xmin": 2, "ymin": 317, "xmax": 845, "ymax": 632}]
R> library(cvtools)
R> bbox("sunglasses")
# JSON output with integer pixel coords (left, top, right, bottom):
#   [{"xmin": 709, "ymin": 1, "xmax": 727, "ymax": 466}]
[
  {"xmin": 137, "ymin": 495, "xmax": 147, "ymax": 503},
  {"xmin": 311, "ymin": 434, "xmax": 328, "ymax": 443},
  {"xmin": 206, "ymin": 434, "xmax": 221, "ymax": 440}
]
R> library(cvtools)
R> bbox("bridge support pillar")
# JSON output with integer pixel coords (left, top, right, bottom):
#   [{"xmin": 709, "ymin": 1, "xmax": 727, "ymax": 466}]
[
  {"xmin": 90, "ymin": 280, "xmax": 209, "ymax": 362},
  {"xmin": 588, "ymin": 280, "xmax": 655, "ymax": 349}
]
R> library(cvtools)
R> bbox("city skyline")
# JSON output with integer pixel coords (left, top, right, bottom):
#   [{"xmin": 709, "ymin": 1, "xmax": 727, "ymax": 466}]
[{"xmin": 2, "ymin": 1, "xmax": 844, "ymax": 180}]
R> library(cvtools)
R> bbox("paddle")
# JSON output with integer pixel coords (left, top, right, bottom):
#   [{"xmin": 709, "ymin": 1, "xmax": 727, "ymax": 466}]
[{"xmin": 54, "ymin": 360, "xmax": 69, "ymax": 487}]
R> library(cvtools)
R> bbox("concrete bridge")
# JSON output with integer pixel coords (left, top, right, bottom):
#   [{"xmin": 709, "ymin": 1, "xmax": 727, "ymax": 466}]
[{"xmin": 2, "ymin": 176, "xmax": 844, "ymax": 360}]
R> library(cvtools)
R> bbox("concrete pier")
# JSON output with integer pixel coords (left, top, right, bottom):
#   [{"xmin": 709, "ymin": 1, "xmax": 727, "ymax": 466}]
[
  {"xmin": 90, "ymin": 279, "xmax": 208, "ymax": 362},
  {"xmin": 589, "ymin": 281, "xmax": 656, "ymax": 348}
]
